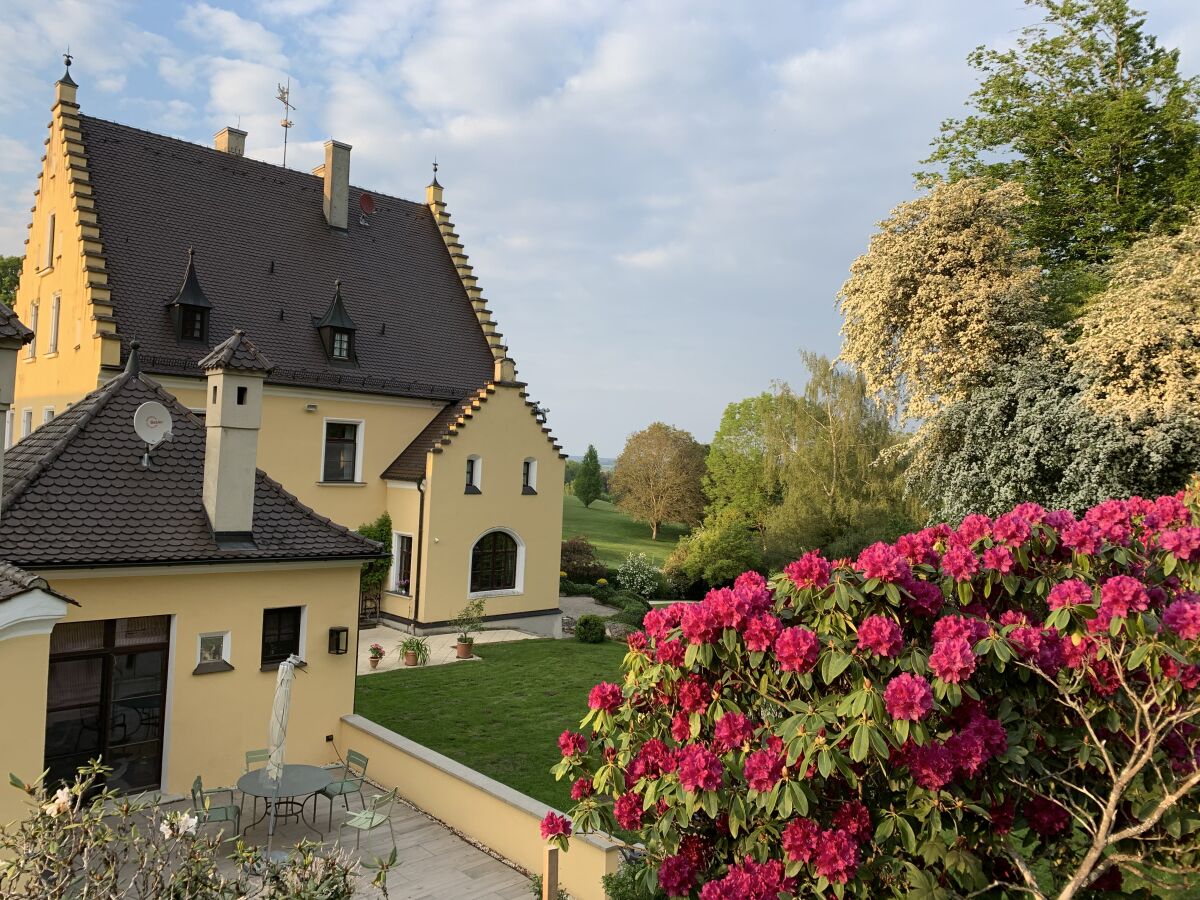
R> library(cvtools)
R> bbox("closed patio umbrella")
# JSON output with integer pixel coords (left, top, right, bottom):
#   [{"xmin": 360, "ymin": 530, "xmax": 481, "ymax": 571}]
[{"xmin": 266, "ymin": 653, "xmax": 303, "ymax": 852}]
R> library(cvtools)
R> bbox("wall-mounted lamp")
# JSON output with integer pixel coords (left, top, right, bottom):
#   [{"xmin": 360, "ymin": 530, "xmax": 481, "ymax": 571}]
[
  {"xmin": 305, "ymin": 403, "xmax": 319, "ymax": 413},
  {"xmin": 328, "ymin": 625, "xmax": 349, "ymax": 654}
]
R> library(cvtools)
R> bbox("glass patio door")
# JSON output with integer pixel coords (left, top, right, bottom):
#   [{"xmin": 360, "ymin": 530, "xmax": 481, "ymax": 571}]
[{"xmin": 44, "ymin": 617, "xmax": 170, "ymax": 793}]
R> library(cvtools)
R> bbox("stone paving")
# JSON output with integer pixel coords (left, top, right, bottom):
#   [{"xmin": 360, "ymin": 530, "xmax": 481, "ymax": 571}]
[
  {"xmin": 558, "ymin": 595, "xmax": 618, "ymax": 619},
  {"xmin": 357, "ymin": 626, "xmax": 539, "ymax": 674}
]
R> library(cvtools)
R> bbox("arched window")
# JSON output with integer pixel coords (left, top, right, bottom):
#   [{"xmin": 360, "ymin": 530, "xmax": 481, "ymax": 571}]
[{"xmin": 470, "ymin": 531, "xmax": 518, "ymax": 593}]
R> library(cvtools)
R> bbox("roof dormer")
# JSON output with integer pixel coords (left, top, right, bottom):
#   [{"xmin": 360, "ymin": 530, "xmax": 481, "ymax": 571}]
[
  {"xmin": 312, "ymin": 280, "xmax": 358, "ymax": 365},
  {"xmin": 165, "ymin": 249, "xmax": 213, "ymax": 344}
]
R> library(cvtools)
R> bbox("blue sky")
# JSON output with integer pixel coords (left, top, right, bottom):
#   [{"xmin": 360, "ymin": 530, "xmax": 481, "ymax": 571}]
[{"xmin": 1, "ymin": 0, "xmax": 1197, "ymax": 456}]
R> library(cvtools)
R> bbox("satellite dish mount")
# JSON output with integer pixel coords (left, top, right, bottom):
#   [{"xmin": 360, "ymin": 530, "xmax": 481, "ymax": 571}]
[{"xmin": 134, "ymin": 401, "xmax": 174, "ymax": 469}]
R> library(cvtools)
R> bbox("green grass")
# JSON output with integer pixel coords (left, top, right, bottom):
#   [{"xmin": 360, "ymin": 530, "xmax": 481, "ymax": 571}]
[
  {"xmin": 561, "ymin": 494, "xmax": 688, "ymax": 567},
  {"xmin": 354, "ymin": 639, "xmax": 627, "ymax": 812}
]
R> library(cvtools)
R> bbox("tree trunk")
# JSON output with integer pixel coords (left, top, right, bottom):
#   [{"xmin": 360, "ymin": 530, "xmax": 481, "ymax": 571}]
[{"xmin": 651, "ymin": 521, "xmax": 660, "ymax": 540}]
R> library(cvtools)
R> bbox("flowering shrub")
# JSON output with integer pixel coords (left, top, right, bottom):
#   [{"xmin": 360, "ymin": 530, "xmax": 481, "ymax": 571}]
[
  {"xmin": 619, "ymin": 552, "xmax": 662, "ymax": 600},
  {"xmin": 1, "ymin": 762, "xmax": 394, "ymax": 898},
  {"xmin": 547, "ymin": 495, "xmax": 1200, "ymax": 898}
]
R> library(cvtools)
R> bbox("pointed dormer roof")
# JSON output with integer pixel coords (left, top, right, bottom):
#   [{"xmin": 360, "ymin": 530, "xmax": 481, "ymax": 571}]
[
  {"xmin": 312, "ymin": 280, "xmax": 357, "ymax": 330},
  {"xmin": 0, "ymin": 301, "xmax": 35, "ymax": 347},
  {"xmin": 198, "ymin": 329, "xmax": 274, "ymax": 374},
  {"xmin": 166, "ymin": 249, "xmax": 213, "ymax": 309}
]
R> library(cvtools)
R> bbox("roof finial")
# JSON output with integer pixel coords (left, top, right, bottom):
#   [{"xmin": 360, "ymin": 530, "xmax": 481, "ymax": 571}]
[
  {"xmin": 125, "ymin": 340, "xmax": 141, "ymax": 375},
  {"xmin": 58, "ymin": 47, "xmax": 78, "ymax": 88},
  {"xmin": 429, "ymin": 157, "xmax": 441, "ymax": 188}
]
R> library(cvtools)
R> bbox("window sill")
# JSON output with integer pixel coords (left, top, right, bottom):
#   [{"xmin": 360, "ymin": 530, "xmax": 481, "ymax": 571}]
[
  {"xmin": 38, "ymin": 267, "xmax": 54, "ymax": 277},
  {"xmin": 193, "ymin": 659, "xmax": 235, "ymax": 676},
  {"xmin": 260, "ymin": 659, "xmax": 308, "ymax": 672},
  {"xmin": 384, "ymin": 590, "xmax": 412, "ymax": 599},
  {"xmin": 23, "ymin": 356, "xmax": 37, "ymax": 363},
  {"xmin": 467, "ymin": 588, "xmax": 524, "ymax": 600},
  {"xmin": 522, "ymin": 485, "xmax": 537, "ymax": 495},
  {"xmin": 317, "ymin": 481, "xmax": 366, "ymax": 487},
  {"xmin": 44, "ymin": 351, "xmax": 58, "ymax": 359},
  {"xmin": 464, "ymin": 485, "xmax": 482, "ymax": 495}
]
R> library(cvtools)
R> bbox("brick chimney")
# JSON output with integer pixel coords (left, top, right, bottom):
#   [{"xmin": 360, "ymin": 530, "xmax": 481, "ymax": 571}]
[
  {"xmin": 321, "ymin": 139, "xmax": 351, "ymax": 230},
  {"xmin": 214, "ymin": 127, "xmax": 246, "ymax": 156},
  {"xmin": 197, "ymin": 330, "xmax": 273, "ymax": 542}
]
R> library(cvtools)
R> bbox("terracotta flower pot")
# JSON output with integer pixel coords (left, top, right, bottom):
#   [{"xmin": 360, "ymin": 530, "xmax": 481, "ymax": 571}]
[
  {"xmin": 369, "ymin": 656, "xmax": 380, "ymax": 669},
  {"xmin": 404, "ymin": 650, "xmax": 418, "ymax": 666},
  {"xmin": 456, "ymin": 640, "xmax": 474, "ymax": 659}
]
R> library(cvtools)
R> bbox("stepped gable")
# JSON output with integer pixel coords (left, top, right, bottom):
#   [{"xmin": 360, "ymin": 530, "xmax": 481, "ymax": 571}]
[
  {"xmin": 0, "ymin": 368, "xmax": 384, "ymax": 568},
  {"xmin": 79, "ymin": 115, "xmax": 494, "ymax": 400}
]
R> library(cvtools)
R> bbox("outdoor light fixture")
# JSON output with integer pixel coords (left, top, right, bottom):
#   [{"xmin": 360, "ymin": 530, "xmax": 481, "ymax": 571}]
[
  {"xmin": 305, "ymin": 403, "xmax": 318, "ymax": 413},
  {"xmin": 328, "ymin": 626, "xmax": 349, "ymax": 655}
]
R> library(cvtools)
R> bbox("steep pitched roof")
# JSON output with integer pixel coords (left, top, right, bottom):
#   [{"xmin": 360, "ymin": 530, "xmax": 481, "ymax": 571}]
[
  {"xmin": 0, "ymin": 367, "xmax": 384, "ymax": 569},
  {"xmin": 80, "ymin": 115, "xmax": 495, "ymax": 400},
  {"xmin": 0, "ymin": 300, "xmax": 35, "ymax": 345},
  {"xmin": 0, "ymin": 562, "xmax": 76, "ymax": 605},
  {"xmin": 199, "ymin": 329, "xmax": 274, "ymax": 373}
]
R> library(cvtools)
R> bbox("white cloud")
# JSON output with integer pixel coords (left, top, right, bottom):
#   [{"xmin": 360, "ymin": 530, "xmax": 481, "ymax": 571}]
[
  {"xmin": 616, "ymin": 244, "xmax": 681, "ymax": 269},
  {"xmin": 182, "ymin": 2, "xmax": 288, "ymax": 68}
]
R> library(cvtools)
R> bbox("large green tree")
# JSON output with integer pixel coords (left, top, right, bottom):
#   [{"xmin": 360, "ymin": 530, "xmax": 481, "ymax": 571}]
[
  {"xmin": 611, "ymin": 424, "xmax": 705, "ymax": 540},
  {"xmin": 703, "ymin": 394, "xmax": 780, "ymax": 546},
  {"xmin": 572, "ymin": 444, "xmax": 604, "ymax": 509},
  {"xmin": 0, "ymin": 256, "xmax": 20, "ymax": 304},
  {"xmin": 925, "ymin": 0, "xmax": 1200, "ymax": 297}
]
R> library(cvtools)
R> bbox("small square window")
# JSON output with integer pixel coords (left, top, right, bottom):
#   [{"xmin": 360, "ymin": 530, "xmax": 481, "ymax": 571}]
[
  {"xmin": 199, "ymin": 633, "xmax": 227, "ymax": 663},
  {"xmin": 236, "ymin": 386, "xmax": 247, "ymax": 405}
]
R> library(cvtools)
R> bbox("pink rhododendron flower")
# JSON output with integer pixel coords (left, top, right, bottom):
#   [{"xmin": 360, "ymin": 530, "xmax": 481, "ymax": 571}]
[
  {"xmin": 588, "ymin": 682, "xmax": 623, "ymax": 712},
  {"xmin": 704, "ymin": 588, "xmax": 741, "ymax": 629},
  {"xmin": 857, "ymin": 614, "xmax": 904, "ymax": 657},
  {"xmin": 657, "ymin": 853, "xmax": 696, "ymax": 897},
  {"xmin": 1088, "ymin": 658, "xmax": 1120, "ymax": 696},
  {"xmin": 681, "ymin": 603, "xmax": 720, "ymax": 645},
  {"xmin": 782, "ymin": 817, "xmax": 820, "ymax": 863},
  {"xmin": 956, "ymin": 513, "xmax": 992, "ymax": 545},
  {"xmin": 1012, "ymin": 502, "xmax": 1047, "ymax": 524},
  {"xmin": 1026, "ymin": 795, "xmax": 1069, "ymax": 838},
  {"xmin": 1060, "ymin": 519, "xmax": 1103, "ymax": 555},
  {"xmin": 570, "ymin": 777, "xmax": 592, "ymax": 800},
  {"xmin": 884, "ymin": 673, "xmax": 933, "ymax": 721},
  {"xmin": 1060, "ymin": 634, "xmax": 1096, "ymax": 669},
  {"xmin": 742, "ymin": 746, "xmax": 784, "ymax": 792},
  {"xmin": 540, "ymin": 811, "xmax": 571, "ymax": 840},
  {"xmin": 628, "ymin": 739, "xmax": 676, "ymax": 781},
  {"xmin": 743, "ymin": 613, "xmax": 782, "ymax": 652},
  {"xmin": 895, "ymin": 529, "xmax": 940, "ymax": 566},
  {"xmin": 904, "ymin": 579, "xmax": 944, "ymax": 617},
  {"xmin": 1144, "ymin": 495, "xmax": 1190, "ymax": 532},
  {"xmin": 676, "ymin": 676, "xmax": 710, "ymax": 714},
  {"xmin": 713, "ymin": 712, "xmax": 755, "ymax": 752},
  {"xmin": 626, "ymin": 631, "xmax": 647, "ymax": 653},
  {"xmin": 677, "ymin": 744, "xmax": 723, "ymax": 792},
  {"xmin": 1043, "ymin": 508, "xmax": 1075, "ymax": 530},
  {"xmin": 932, "ymin": 614, "xmax": 989, "ymax": 646},
  {"xmin": 613, "ymin": 792, "xmax": 643, "ymax": 831},
  {"xmin": 784, "ymin": 551, "xmax": 831, "ymax": 589},
  {"xmin": 940, "ymin": 544, "xmax": 979, "ymax": 582},
  {"xmin": 699, "ymin": 858, "xmax": 793, "ymax": 900},
  {"xmin": 1085, "ymin": 500, "xmax": 1133, "ymax": 545},
  {"xmin": 643, "ymin": 605, "xmax": 684, "ymax": 641},
  {"xmin": 1160, "ymin": 527, "xmax": 1200, "ymax": 562},
  {"xmin": 832, "ymin": 801, "xmax": 871, "ymax": 843},
  {"xmin": 906, "ymin": 741, "xmax": 955, "ymax": 790},
  {"xmin": 814, "ymin": 829, "xmax": 860, "ymax": 884},
  {"xmin": 982, "ymin": 545, "xmax": 1014, "ymax": 574},
  {"xmin": 774, "ymin": 626, "xmax": 819, "ymax": 673},
  {"xmin": 558, "ymin": 730, "xmax": 588, "ymax": 757},
  {"xmin": 733, "ymin": 571, "xmax": 773, "ymax": 618},
  {"xmin": 1163, "ymin": 597, "xmax": 1200, "ymax": 640},
  {"xmin": 946, "ymin": 728, "xmax": 988, "ymax": 778},
  {"xmin": 1047, "ymin": 578, "xmax": 1092, "ymax": 610},
  {"xmin": 856, "ymin": 541, "xmax": 911, "ymax": 582},
  {"xmin": 1099, "ymin": 575, "xmax": 1149, "ymax": 618},
  {"xmin": 656, "ymin": 638, "xmax": 685, "ymax": 667},
  {"xmin": 671, "ymin": 711, "xmax": 691, "ymax": 743},
  {"xmin": 998, "ymin": 609, "xmax": 1029, "ymax": 627},
  {"xmin": 929, "ymin": 637, "xmax": 977, "ymax": 684},
  {"xmin": 990, "ymin": 795, "xmax": 1015, "ymax": 834},
  {"xmin": 992, "ymin": 511, "xmax": 1032, "ymax": 547}
]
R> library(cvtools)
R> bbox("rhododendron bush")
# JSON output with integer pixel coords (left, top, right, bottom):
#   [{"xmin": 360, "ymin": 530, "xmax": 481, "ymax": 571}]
[{"xmin": 546, "ymin": 496, "xmax": 1200, "ymax": 898}]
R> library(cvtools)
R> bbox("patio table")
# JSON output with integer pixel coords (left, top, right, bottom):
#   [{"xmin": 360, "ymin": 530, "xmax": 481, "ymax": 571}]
[{"xmin": 237, "ymin": 764, "xmax": 332, "ymax": 838}]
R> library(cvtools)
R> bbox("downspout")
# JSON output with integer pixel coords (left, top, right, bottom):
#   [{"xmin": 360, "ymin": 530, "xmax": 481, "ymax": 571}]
[{"xmin": 411, "ymin": 477, "xmax": 426, "ymax": 635}]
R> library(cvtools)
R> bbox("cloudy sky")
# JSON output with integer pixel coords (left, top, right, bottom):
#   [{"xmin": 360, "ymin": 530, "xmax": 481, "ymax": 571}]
[{"xmin": 1, "ymin": 0, "xmax": 1197, "ymax": 456}]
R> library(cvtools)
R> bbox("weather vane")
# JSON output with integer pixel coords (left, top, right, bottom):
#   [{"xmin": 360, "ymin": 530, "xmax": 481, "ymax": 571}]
[
  {"xmin": 276, "ymin": 79, "xmax": 295, "ymax": 167},
  {"xmin": 63, "ymin": 46, "xmax": 73, "ymax": 69}
]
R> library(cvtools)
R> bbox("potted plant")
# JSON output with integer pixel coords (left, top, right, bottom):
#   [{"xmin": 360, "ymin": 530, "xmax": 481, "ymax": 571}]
[
  {"xmin": 367, "ymin": 642, "xmax": 385, "ymax": 669},
  {"xmin": 451, "ymin": 598, "xmax": 486, "ymax": 659},
  {"xmin": 400, "ymin": 635, "xmax": 430, "ymax": 667}
]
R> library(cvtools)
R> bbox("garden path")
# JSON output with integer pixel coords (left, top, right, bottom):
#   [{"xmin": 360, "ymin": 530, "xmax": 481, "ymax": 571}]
[{"xmin": 558, "ymin": 595, "xmax": 617, "ymax": 619}]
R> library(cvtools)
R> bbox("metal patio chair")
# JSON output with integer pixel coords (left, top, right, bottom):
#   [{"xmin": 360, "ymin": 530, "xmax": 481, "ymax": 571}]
[
  {"xmin": 339, "ymin": 787, "xmax": 397, "ymax": 852},
  {"xmin": 191, "ymin": 775, "xmax": 241, "ymax": 837},
  {"xmin": 241, "ymin": 748, "xmax": 270, "ymax": 820},
  {"xmin": 319, "ymin": 749, "xmax": 369, "ymax": 829}
]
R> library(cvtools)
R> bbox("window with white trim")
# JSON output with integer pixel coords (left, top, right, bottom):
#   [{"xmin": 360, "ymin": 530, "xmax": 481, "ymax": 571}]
[
  {"xmin": 522, "ymin": 458, "xmax": 537, "ymax": 494},
  {"xmin": 42, "ymin": 407, "xmax": 54, "ymax": 425},
  {"xmin": 470, "ymin": 530, "xmax": 518, "ymax": 593},
  {"xmin": 465, "ymin": 455, "xmax": 482, "ymax": 494},
  {"xmin": 48, "ymin": 294, "xmax": 60, "ymax": 353},
  {"xmin": 322, "ymin": 421, "xmax": 361, "ymax": 482},
  {"xmin": 391, "ymin": 533, "xmax": 413, "ymax": 595},
  {"xmin": 42, "ymin": 213, "xmax": 56, "ymax": 270},
  {"xmin": 4, "ymin": 410, "xmax": 12, "ymax": 448},
  {"xmin": 26, "ymin": 303, "xmax": 37, "ymax": 359},
  {"xmin": 21, "ymin": 408, "xmax": 32, "ymax": 439}
]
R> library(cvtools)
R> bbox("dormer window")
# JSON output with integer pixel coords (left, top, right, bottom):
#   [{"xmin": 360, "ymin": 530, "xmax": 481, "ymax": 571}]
[
  {"xmin": 165, "ymin": 249, "xmax": 213, "ymax": 344},
  {"xmin": 313, "ymin": 280, "xmax": 358, "ymax": 365}
]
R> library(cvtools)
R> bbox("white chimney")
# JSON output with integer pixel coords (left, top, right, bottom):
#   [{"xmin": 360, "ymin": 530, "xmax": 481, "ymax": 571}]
[
  {"xmin": 198, "ymin": 330, "xmax": 273, "ymax": 541},
  {"xmin": 322, "ymin": 139, "xmax": 351, "ymax": 230},
  {"xmin": 214, "ymin": 127, "xmax": 247, "ymax": 156}
]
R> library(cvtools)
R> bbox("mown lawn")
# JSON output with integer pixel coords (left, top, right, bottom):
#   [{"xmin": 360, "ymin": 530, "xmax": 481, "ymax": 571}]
[
  {"xmin": 354, "ymin": 639, "xmax": 627, "ymax": 812},
  {"xmin": 562, "ymin": 494, "xmax": 688, "ymax": 567}
]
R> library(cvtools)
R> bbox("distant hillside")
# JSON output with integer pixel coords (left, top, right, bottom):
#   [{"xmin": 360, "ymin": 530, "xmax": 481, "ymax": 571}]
[{"xmin": 567, "ymin": 454, "xmax": 616, "ymax": 469}]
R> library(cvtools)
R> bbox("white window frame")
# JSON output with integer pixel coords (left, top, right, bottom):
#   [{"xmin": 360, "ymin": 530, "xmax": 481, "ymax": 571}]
[
  {"xmin": 42, "ymin": 406, "xmax": 54, "ymax": 425},
  {"xmin": 48, "ymin": 293, "xmax": 60, "ymax": 354},
  {"xmin": 319, "ymin": 417, "xmax": 364, "ymax": 484},
  {"xmin": 390, "ymin": 532, "xmax": 414, "ymax": 595},
  {"xmin": 4, "ymin": 410, "xmax": 12, "ymax": 449},
  {"xmin": 21, "ymin": 408, "xmax": 32, "ymax": 439},
  {"xmin": 465, "ymin": 454, "xmax": 482, "ymax": 492},
  {"xmin": 26, "ymin": 303, "xmax": 37, "ymax": 359},
  {"xmin": 522, "ymin": 457, "xmax": 538, "ymax": 492},
  {"xmin": 197, "ymin": 630, "xmax": 231, "ymax": 666},
  {"xmin": 466, "ymin": 526, "xmax": 526, "ymax": 600},
  {"xmin": 42, "ymin": 213, "xmax": 55, "ymax": 271}
]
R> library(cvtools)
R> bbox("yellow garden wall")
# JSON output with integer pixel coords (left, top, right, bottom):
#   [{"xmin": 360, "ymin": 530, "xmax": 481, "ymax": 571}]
[
  {"xmin": 338, "ymin": 714, "xmax": 620, "ymax": 900},
  {"xmin": 32, "ymin": 562, "xmax": 362, "ymax": 801},
  {"xmin": 418, "ymin": 384, "xmax": 565, "ymax": 626},
  {"xmin": 0, "ymin": 632, "xmax": 54, "ymax": 826}
]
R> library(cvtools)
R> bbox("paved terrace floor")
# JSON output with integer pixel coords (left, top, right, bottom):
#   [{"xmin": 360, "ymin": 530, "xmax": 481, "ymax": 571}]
[
  {"xmin": 186, "ymin": 787, "xmax": 532, "ymax": 899},
  {"xmin": 357, "ymin": 626, "xmax": 539, "ymax": 673}
]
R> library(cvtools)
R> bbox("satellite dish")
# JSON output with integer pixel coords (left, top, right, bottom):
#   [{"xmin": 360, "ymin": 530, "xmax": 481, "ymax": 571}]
[
  {"xmin": 134, "ymin": 401, "xmax": 173, "ymax": 448},
  {"xmin": 359, "ymin": 193, "xmax": 375, "ymax": 215}
]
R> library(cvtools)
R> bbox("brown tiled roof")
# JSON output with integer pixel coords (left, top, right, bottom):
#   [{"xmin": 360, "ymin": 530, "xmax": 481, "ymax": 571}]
[
  {"xmin": 0, "ymin": 562, "xmax": 76, "ymax": 605},
  {"xmin": 199, "ymin": 329, "xmax": 274, "ymax": 373},
  {"xmin": 0, "ymin": 367, "xmax": 385, "ymax": 569},
  {"xmin": 80, "ymin": 116, "xmax": 495, "ymax": 401},
  {"xmin": 381, "ymin": 401, "xmax": 466, "ymax": 481},
  {"xmin": 0, "ymin": 301, "xmax": 34, "ymax": 345}
]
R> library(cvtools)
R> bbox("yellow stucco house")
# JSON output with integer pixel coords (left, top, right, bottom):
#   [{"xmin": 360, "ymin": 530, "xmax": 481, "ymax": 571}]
[
  {"xmin": 0, "ymin": 314, "xmax": 386, "ymax": 825},
  {"xmin": 11, "ymin": 64, "xmax": 566, "ymax": 636}
]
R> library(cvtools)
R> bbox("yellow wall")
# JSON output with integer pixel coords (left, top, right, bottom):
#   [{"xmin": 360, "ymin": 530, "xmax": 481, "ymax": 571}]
[
  {"xmin": 338, "ymin": 714, "xmax": 620, "ymax": 900},
  {"xmin": 381, "ymin": 482, "xmax": 422, "ymax": 620},
  {"xmin": 0, "ymin": 632, "xmax": 54, "ymax": 825},
  {"xmin": 417, "ymin": 384, "xmax": 565, "ymax": 625},
  {"xmin": 34, "ymin": 562, "xmax": 362, "ymax": 801}
]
